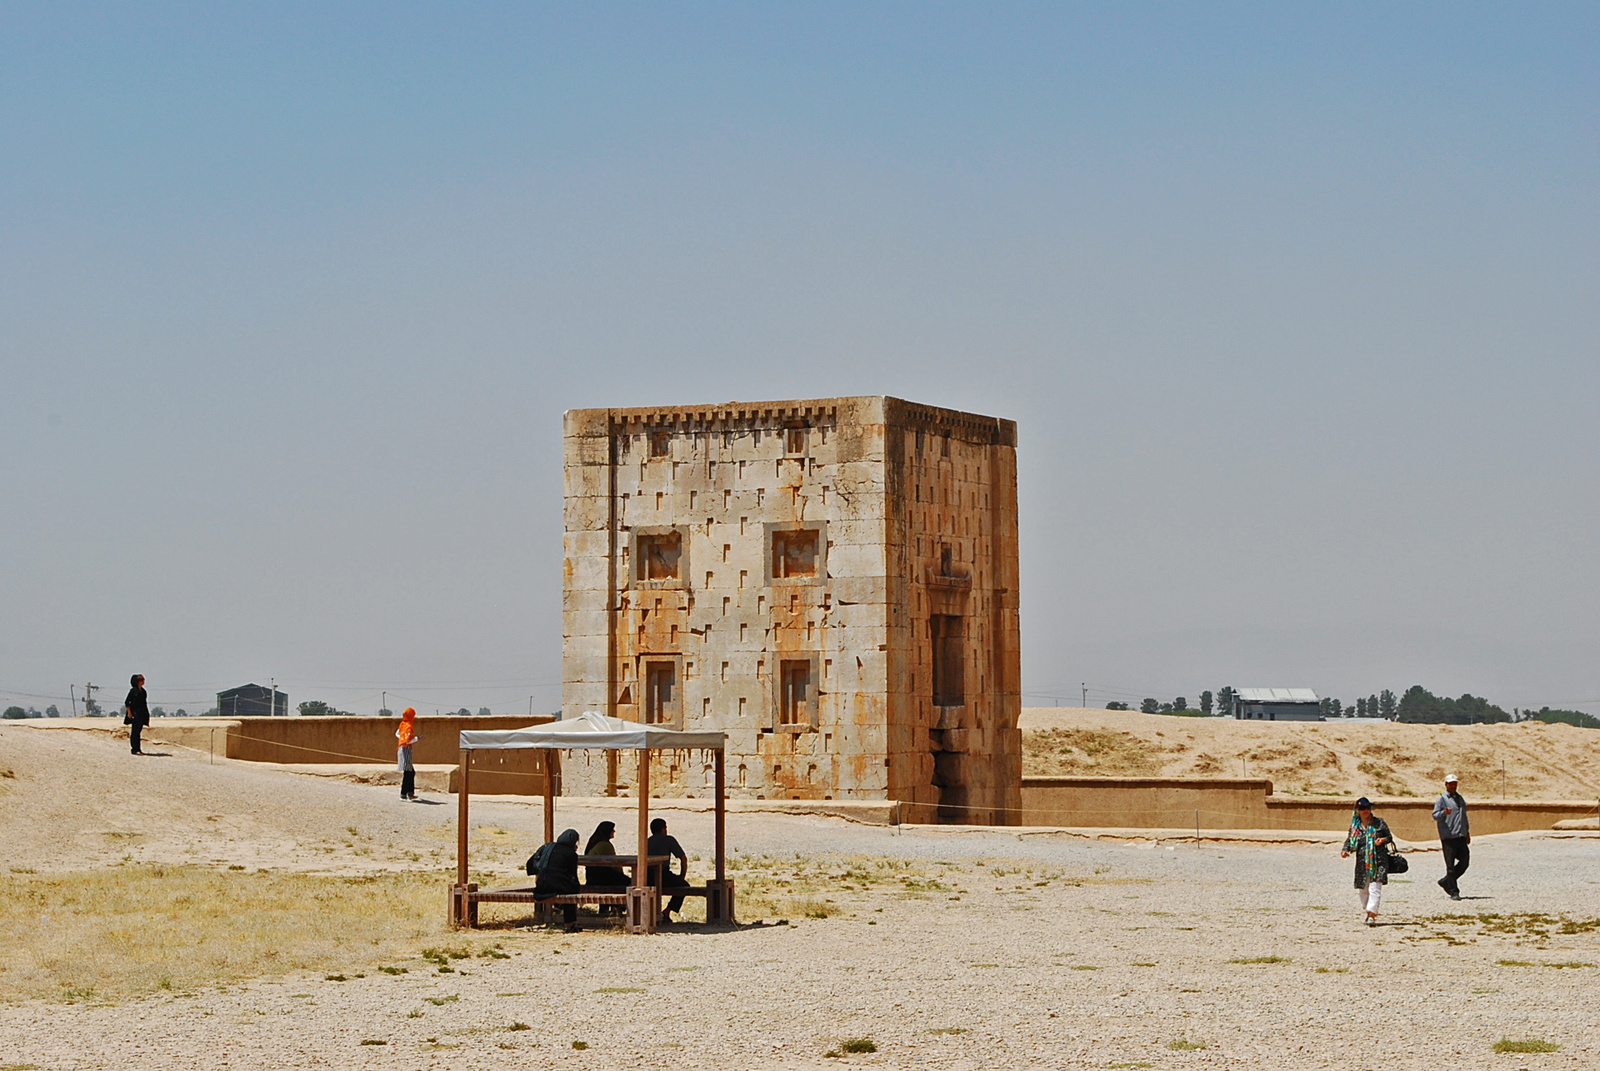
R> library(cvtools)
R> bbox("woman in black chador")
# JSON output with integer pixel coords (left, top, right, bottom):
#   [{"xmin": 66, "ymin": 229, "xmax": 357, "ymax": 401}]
[{"xmin": 123, "ymin": 674, "xmax": 150, "ymax": 755}]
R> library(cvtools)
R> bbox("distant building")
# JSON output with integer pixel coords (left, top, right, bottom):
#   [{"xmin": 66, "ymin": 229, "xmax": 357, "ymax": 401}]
[
  {"xmin": 217, "ymin": 683, "xmax": 289, "ymax": 718},
  {"xmin": 1234, "ymin": 687, "xmax": 1321, "ymax": 721}
]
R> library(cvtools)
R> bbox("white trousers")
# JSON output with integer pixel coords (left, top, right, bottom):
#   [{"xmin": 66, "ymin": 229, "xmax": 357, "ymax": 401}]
[{"xmin": 1357, "ymin": 882, "xmax": 1382, "ymax": 915}]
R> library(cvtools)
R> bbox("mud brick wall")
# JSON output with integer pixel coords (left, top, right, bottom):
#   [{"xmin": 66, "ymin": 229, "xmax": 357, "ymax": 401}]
[{"xmin": 562, "ymin": 396, "xmax": 1022, "ymax": 824}]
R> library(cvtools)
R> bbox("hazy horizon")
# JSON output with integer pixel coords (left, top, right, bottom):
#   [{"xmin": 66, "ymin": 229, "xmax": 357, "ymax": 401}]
[{"xmin": 3, "ymin": 4, "xmax": 1596, "ymax": 718}]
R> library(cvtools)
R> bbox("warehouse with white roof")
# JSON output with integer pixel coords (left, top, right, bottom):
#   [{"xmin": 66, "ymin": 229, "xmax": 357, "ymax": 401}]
[{"xmin": 1234, "ymin": 687, "xmax": 1322, "ymax": 721}]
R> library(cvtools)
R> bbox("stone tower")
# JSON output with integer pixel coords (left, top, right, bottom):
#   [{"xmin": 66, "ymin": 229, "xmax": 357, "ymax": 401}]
[{"xmin": 561, "ymin": 396, "xmax": 1020, "ymax": 824}]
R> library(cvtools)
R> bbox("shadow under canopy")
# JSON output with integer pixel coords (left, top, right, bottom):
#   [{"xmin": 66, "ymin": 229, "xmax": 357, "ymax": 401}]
[{"xmin": 450, "ymin": 711, "xmax": 733, "ymax": 934}]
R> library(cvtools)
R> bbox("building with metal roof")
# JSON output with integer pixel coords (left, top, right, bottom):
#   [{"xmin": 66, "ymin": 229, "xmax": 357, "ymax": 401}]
[
  {"xmin": 1234, "ymin": 687, "xmax": 1322, "ymax": 721},
  {"xmin": 216, "ymin": 683, "xmax": 289, "ymax": 718}
]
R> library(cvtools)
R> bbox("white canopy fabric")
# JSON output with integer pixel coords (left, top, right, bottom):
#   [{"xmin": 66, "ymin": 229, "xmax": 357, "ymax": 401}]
[{"xmin": 459, "ymin": 710, "xmax": 726, "ymax": 751}]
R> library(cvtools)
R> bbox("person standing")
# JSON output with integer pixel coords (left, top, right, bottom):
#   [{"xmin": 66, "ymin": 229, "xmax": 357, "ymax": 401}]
[
  {"xmin": 1341, "ymin": 797, "xmax": 1393, "ymax": 925},
  {"xmin": 396, "ymin": 707, "xmax": 420, "ymax": 801},
  {"xmin": 123, "ymin": 674, "xmax": 150, "ymax": 755},
  {"xmin": 1433, "ymin": 774, "xmax": 1470, "ymax": 900}
]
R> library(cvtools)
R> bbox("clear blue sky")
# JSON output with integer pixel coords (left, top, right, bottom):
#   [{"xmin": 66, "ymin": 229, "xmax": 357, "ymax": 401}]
[{"xmin": 3, "ymin": 3, "xmax": 1596, "ymax": 716}]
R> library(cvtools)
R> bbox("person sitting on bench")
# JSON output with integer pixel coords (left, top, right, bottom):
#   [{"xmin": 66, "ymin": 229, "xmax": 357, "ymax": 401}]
[
  {"xmin": 584, "ymin": 820, "xmax": 628, "ymax": 916},
  {"xmin": 533, "ymin": 828, "xmax": 582, "ymax": 926},
  {"xmin": 647, "ymin": 817, "xmax": 691, "ymax": 924}
]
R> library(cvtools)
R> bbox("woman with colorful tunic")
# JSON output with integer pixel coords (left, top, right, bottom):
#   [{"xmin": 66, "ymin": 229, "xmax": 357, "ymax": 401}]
[
  {"xmin": 396, "ymin": 707, "xmax": 420, "ymax": 801},
  {"xmin": 1341, "ymin": 796, "xmax": 1393, "ymax": 925}
]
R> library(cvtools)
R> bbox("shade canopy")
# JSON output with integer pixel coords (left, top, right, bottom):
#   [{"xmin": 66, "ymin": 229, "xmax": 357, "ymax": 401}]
[{"xmin": 458, "ymin": 710, "xmax": 725, "ymax": 751}]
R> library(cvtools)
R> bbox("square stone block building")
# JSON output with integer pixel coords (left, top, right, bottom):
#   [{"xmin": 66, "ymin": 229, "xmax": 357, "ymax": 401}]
[{"xmin": 562, "ymin": 396, "xmax": 1021, "ymax": 824}]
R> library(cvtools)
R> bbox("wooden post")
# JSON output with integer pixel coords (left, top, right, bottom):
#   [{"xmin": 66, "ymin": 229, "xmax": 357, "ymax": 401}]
[
  {"xmin": 457, "ymin": 748, "xmax": 470, "ymax": 887},
  {"xmin": 542, "ymin": 750, "xmax": 556, "ymax": 847},
  {"xmin": 453, "ymin": 746, "xmax": 472, "ymax": 928},
  {"xmin": 635, "ymin": 748, "xmax": 650, "ymax": 891},
  {"xmin": 631, "ymin": 747, "xmax": 655, "ymax": 933},
  {"xmin": 714, "ymin": 748, "xmax": 726, "ymax": 883}
]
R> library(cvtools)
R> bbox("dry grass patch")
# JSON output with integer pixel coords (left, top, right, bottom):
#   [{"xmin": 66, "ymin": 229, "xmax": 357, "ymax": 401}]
[
  {"xmin": 1493, "ymin": 1038, "xmax": 1560, "ymax": 1053},
  {"xmin": 0, "ymin": 865, "xmax": 506, "ymax": 1002},
  {"xmin": 724, "ymin": 851, "xmax": 953, "ymax": 920},
  {"xmin": 1023, "ymin": 728, "xmax": 1162, "ymax": 776}
]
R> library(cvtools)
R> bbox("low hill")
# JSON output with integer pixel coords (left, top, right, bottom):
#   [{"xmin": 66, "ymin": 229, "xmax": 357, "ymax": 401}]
[{"xmin": 1020, "ymin": 707, "xmax": 1600, "ymax": 800}]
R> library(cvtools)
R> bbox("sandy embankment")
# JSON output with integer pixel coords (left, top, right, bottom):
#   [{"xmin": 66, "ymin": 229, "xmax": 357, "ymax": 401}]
[{"xmin": 1020, "ymin": 706, "xmax": 1600, "ymax": 800}]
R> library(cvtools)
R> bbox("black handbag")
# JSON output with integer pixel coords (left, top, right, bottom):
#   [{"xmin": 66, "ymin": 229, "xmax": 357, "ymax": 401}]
[{"xmin": 1386, "ymin": 849, "xmax": 1409, "ymax": 874}]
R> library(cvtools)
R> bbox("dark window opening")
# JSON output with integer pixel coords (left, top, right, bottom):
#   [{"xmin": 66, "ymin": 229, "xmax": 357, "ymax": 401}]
[
  {"xmin": 932, "ymin": 615, "xmax": 965, "ymax": 707},
  {"xmin": 645, "ymin": 662, "xmax": 676, "ymax": 725},
  {"xmin": 780, "ymin": 660, "xmax": 812, "ymax": 725},
  {"xmin": 941, "ymin": 434, "xmax": 951, "ymax": 458},
  {"xmin": 649, "ymin": 431, "xmax": 670, "ymax": 458},
  {"xmin": 773, "ymin": 529, "xmax": 819, "ymax": 578},
  {"xmin": 785, "ymin": 426, "xmax": 807, "ymax": 454},
  {"xmin": 637, "ymin": 532, "xmax": 681, "ymax": 581},
  {"xmin": 939, "ymin": 543, "xmax": 953, "ymax": 576}
]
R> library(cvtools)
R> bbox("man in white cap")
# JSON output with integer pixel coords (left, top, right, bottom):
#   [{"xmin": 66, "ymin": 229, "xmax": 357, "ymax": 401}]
[{"xmin": 1432, "ymin": 774, "xmax": 1470, "ymax": 899}]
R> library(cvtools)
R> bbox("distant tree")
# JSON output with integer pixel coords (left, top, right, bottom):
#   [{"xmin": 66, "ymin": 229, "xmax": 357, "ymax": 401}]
[
  {"xmin": 1367, "ymin": 694, "xmax": 1379, "ymax": 719},
  {"xmin": 150, "ymin": 706, "xmax": 167, "ymax": 718},
  {"xmin": 201, "ymin": 706, "xmax": 219, "ymax": 717},
  {"xmin": 478, "ymin": 707, "xmax": 491, "ymax": 717},
  {"xmin": 1529, "ymin": 707, "xmax": 1600, "ymax": 730},
  {"xmin": 2, "ymin": 706, "xmax": 26, "ymax": 720},
  {"xmin": 1356, "ymin": 697, "xmax": 1367, "ymax": 718},
  {"xmin": 1199, "ymin": 690, "xmax": 1213, "ymax": 716},
  {"xmin": 1395, "ymin": 685, "xmax": 1510, "ymax": 724},
  {"xmin": 297, "ymin": 700, "xmax": 352, "ymax": 717},
  {"xmin": 1378, "ymin": 689, "xmax": 1397, "ymax": 719},
  {"xmin": 45, "ymin": 704, "xmax": 60, "ymax": 718},
  {"xmin": 1140, "ymin": 698, "xmax": 1160, "ymax": 714},
  {"xmin": 1216, "ymin": 686, "xmax": 1236, "ymax": 718},
  {"xmin": 1172, "ymin": 697, "xmax": 1189, "ymax": 713},
  {"xmin": 378, "ymin": 708, "xmax": 393, "ymax": 718},
  {"xmin": 1106, "ymin": 701, "xmax": 1130, "ymax": 710},
  {"xmin": 453, "ymin": 707, "xmax": 471, "ymax": 717},
  {"xmin": 173, "ymin": 708, "xmax": 188, "ymax": 717}
]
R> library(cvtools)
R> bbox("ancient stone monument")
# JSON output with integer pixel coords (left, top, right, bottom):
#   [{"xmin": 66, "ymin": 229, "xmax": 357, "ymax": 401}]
[{"xmin": 562, "ymin": 396, "xmax": 1020, "ymax": 823}]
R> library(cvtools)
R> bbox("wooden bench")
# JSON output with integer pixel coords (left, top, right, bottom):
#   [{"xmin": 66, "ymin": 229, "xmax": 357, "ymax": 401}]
[{"xmin": 451, "ymin": 878, "xmax": 735, "ymax": 932}]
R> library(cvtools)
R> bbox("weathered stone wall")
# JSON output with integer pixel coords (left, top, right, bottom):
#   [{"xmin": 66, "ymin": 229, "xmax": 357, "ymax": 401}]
[
  {"xmin": 1020, "ymin": 776, "xmax": 1598, "ymax": 839},
  {"xmin": 562, "ymin": 396, "xmax": 1021, "ymax": 822}
]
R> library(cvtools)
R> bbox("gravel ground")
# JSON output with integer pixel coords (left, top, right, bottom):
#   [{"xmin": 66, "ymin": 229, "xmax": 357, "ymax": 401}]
[{"xmin": 3, "ymin": 722, "xmax": 1598, "ymax": 1070}]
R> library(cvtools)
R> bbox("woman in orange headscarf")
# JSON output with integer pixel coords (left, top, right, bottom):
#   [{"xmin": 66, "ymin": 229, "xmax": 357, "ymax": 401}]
[{"xmin": 396, "ymin": 707, "xmax": 420, "ymax": 801}]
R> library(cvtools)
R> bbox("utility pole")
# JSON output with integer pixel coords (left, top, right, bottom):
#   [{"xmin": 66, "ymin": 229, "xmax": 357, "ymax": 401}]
[
  {"xmin": 70, "ymin": 684, "xmax": 78, "ymax": 717},
  {"xmin": 1081, "ymin": 683, "xmax": 1087, "ymax": 708},
  {"xmin": 84, "ymin": 682, "xmax": 98, "ymax": 717},
  {"xmin": 270, "ymin": 677, "xmax": 277, "ymax": 716},
  {"xmin": 382, "ymin": 691, "xmax": 387, "ymax": 717}
]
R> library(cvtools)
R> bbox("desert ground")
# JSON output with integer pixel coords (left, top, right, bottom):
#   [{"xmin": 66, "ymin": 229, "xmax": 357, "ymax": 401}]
[
  {"xmin": 1020, "ymin": 707, "xmax": 1600, "ymax": 799},
  {"xmin": 2, "ymin": 719, "xmax": 1598, "ymax": 1070}
]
